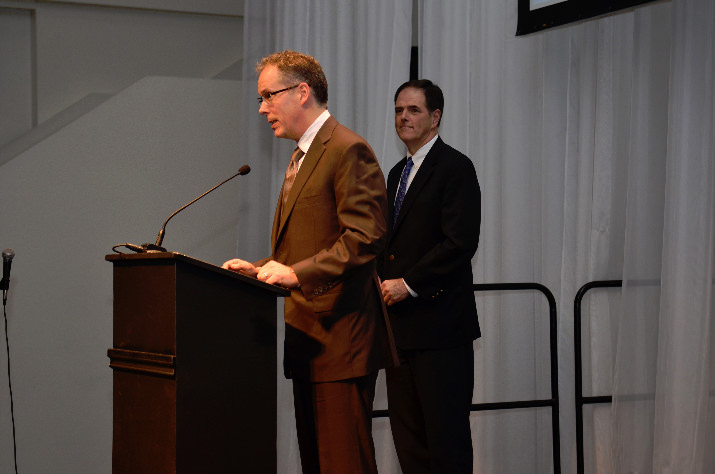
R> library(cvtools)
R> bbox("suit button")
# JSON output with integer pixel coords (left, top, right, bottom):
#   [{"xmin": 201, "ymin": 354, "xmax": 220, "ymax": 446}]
[{"xmin": 389, "ymin": 255, "xmax": 395, "ymax": 261}]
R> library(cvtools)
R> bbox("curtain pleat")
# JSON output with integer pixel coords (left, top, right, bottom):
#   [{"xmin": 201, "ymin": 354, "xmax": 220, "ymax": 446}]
[
  {"xmin": 240, "ymin": 0, "xmax": 714, "ymax": 472},
  {"xmin": 240, "ymin": 2, "xmax": 412, "ymax": 472}
]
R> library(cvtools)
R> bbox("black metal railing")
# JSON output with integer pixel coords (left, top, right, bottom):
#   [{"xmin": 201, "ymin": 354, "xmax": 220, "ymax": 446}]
[
  {"xmin": 575, "ymin": 278, "xmax": 715, "ymax": 474},
  {"xmin": 574, "ymin": 280, "xmax": 621, "ymax": 474},
  {"xmin": 374, "ymin": 282, "xmax": 562, "ymax": 474}
]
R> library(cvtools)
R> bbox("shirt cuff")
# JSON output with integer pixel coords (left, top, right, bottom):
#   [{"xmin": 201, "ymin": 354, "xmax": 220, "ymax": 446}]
[{"xmin": 403, "ymin": 279, "xmax": 418, "ymax": 297}]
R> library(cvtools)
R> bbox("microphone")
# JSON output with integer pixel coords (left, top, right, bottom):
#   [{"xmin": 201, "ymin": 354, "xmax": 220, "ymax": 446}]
[
  {"xmin": 121, "ymin": 165, "xmax": 251, "ymax": 253},
  {"xmin": 2, "ymin": 248, "xmax": 14, "ymax": 303}
]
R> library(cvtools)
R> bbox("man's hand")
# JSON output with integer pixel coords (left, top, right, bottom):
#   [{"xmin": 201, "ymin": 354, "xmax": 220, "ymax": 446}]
[
  {"xmin": 381, "ymin": 278, "xmax": 410, "ymax": 306},
  {"xmin": 221, "ymin": 258, "xmax": 258, "ymax": 277},
  {"xmin": 256, "ymin": 260, "xmax": 300, "ymax": 288}
]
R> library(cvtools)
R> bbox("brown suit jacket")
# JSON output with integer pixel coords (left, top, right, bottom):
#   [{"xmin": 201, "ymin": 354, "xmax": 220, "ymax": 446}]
[{"xmin": 259, "ymin": 115, "xmax": 394, "ymax": 382}]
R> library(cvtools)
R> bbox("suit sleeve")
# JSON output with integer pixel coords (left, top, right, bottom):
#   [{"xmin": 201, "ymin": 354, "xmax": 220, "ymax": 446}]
[{"xmin": 292, "ymin": 140, "xmax": 388, "ymax": 298}]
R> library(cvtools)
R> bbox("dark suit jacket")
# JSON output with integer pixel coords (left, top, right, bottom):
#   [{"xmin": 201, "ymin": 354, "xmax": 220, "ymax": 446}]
[
  {"xmin": 259, "ymin": 115, "xmax": 394, "ymax": 382},
  {"xmin": 380, "ymin": 136, "xmax": 481, "ymax": 350}
]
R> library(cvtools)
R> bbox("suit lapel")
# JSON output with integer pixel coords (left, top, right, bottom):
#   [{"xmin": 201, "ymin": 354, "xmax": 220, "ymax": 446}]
[
  {"xmin": 273, "ymin": 116, "xmax": 338, "ymax": 249},
  {"xmin": 392, "ymin": 137, "xmax": 443, "ymax": 232}
]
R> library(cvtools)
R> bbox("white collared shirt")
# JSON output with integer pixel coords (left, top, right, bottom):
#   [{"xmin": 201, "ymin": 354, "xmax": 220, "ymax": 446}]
[
  {"xmin": 402, "ymin": 134, "xmax": 439, "ymax": 191},
  {"xmin": 294, "ymin": 110, "xmax": 331, "ymax": 171}
]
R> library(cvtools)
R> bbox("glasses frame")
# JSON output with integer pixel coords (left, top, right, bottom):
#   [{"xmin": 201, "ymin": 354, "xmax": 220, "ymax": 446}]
[{"xmin": 257, "ymin": 84, "xmax": 300, "ymax": 104}]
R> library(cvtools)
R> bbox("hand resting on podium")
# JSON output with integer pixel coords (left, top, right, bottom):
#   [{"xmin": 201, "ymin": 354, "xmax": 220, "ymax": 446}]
[{"xmin": 222, "ymin": 258, "xmax": 299, "ymax": 289}]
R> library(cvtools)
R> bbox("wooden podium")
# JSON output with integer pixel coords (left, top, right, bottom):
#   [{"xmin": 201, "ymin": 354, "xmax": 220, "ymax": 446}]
[{"xmin": 105, "ymin": 252, "xmax": 288, "ymax": 473}]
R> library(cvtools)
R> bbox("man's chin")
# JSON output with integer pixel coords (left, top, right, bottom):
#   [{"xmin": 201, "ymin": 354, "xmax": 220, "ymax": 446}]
[{"xmin": 397, "ymin": 131, "xmax": 413, "ymax": 142}]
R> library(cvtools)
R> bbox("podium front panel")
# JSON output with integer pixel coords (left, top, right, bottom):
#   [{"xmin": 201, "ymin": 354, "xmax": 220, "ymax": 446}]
[{"xmin": 107, "ymin": 253, "xmax": 284, "ymax": 473}]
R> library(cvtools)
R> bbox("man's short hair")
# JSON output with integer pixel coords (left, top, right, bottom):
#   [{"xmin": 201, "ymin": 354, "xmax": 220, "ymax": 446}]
[
  {"xmin": 394, "ymin": 79, "xmax": 444, "ymax": 126},
  {"xmin": 257, "ymin": 50, "xmax": 329, "ymax": 106}
]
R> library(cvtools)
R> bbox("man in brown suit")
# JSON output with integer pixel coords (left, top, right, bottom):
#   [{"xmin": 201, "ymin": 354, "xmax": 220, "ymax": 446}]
[{"xmin": 222, "ymin": 50, "xmax": 393, "ymax": 474}]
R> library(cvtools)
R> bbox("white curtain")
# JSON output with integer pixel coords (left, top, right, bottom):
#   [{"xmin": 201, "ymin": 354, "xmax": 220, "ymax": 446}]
[
  {"xmin": 419, "ymin": 0, "xmax": 714, "ymax": 473},
  {"xmin": 613, "ymin": 0, "xmax": 715, "ymax": 473},
  {"xmin": 420, "ymin": 1, "xmax": 581, "ymax": 471},
  {"xmin": 238, "ymin": 0, "xmax": 412, "ymax": 257},
  {"xmin": 239, "ymin": 0, "xmax": 714, "ymax": 472},
  {"xmin": 239, "ymin": 1, "xmax": 412, "ymax": 473}
]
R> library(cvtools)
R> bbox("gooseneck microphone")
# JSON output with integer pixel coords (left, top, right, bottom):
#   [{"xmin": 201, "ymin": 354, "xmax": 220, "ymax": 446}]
[
  {"xmin": 152, "ymin": 165, "xmax": 251, "ymax": 251},
  {"xmin": 113, "ymin": 165, "xmax": 251, "ymax": 254}
]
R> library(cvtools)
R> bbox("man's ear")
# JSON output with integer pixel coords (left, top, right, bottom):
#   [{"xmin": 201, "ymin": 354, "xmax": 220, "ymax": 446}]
[
  {"xmin": 297, "ymin": 82, "xmax": 311, "ymax": 105},
  {"xmin": 432, "ymin": 109, "xmax": 442, "ymax": 128}
]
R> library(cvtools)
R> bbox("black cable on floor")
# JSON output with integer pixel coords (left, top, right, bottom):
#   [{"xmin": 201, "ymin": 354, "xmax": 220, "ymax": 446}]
[{"xmin": 3, "ymin": 300, "xmax": 18, "ymax": 474}]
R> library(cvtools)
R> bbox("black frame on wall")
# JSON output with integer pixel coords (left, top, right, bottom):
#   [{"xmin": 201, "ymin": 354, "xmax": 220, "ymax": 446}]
[{"xmin": 516, "ymin": 0, "xmax": 663, "ymax": 36}]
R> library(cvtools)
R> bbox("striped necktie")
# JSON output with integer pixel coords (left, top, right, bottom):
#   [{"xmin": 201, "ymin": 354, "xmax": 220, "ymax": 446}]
[
  {"xmin": 393, "ymin": 157, "xmax": 413, "ymax": 228},
  {"xmin": 282, "ymin": 146, "xmax": 304, "ymax": 208}
]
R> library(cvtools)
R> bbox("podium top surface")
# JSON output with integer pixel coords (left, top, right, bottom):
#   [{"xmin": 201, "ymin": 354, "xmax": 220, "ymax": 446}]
[{"xmin": 105, "ymin": 251, "xmax": 290, "ymax": 296}]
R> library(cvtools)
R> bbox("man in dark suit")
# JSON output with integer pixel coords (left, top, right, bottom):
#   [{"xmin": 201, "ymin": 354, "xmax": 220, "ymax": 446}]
[
  {"xmin": 222, "ymin": 50, "xmax": 394, "ymax": 474},
  {"xmin": 380, "ymin": 79, "xmax": 481, "ymax": 473}
]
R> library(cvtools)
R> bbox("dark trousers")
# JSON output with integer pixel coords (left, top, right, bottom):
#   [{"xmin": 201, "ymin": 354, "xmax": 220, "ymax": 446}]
[
  {"xmin": 386, "ymin": 343, "xmax": 475, "ymax": 474},
  {"xmin": 292, "ymin": 371, "xmax": 379, "ymax": 474}
]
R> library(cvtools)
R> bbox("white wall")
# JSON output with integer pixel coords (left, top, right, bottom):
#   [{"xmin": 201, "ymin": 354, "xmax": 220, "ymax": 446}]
[
  {"xmin": 62, "ymin": 0, "xmax": 243, "ymax": 16},
  {"xmin": 0, "ymin": 7, "xmax": 34, "ymax": 147},
  {"xmin": 0, "ymin": 76, "xmax": 246, "ymax": 473},
  {"xmin": 0, "ymin": 2, "xmax": 247, "ymax": 471},
  {"xmin": 0, "ymin": 0, "xmax": 243, "ymax": 151}
]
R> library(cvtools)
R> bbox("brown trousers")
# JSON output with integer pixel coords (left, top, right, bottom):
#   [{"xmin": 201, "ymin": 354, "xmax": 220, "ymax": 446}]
[{"xmin": 292, "ymin": 372, "xmax": 379, "ymax": 474}]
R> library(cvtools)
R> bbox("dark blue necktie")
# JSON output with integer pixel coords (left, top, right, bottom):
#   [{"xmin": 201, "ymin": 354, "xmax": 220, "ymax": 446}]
[{"xmin": 393, "ymin": 157, "xmax": 413, "ymax": 228}]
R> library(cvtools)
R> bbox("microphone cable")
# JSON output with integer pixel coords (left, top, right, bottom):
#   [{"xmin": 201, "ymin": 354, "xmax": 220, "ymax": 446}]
[{"xmin": 3, "ymin": 300, "xmax": 19, "ymax": 474}]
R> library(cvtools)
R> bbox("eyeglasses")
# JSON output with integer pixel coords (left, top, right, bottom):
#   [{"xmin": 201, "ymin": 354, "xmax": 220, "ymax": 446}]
[{"xmin": 257, "ymin": 84, "xmax": 300, "ymax": 104}]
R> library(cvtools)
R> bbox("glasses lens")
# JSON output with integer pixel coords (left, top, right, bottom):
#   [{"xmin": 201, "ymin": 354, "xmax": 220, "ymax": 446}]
[{"xmin": 257, "ymin": 85, "xmax": 298, "ymax": 105}]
